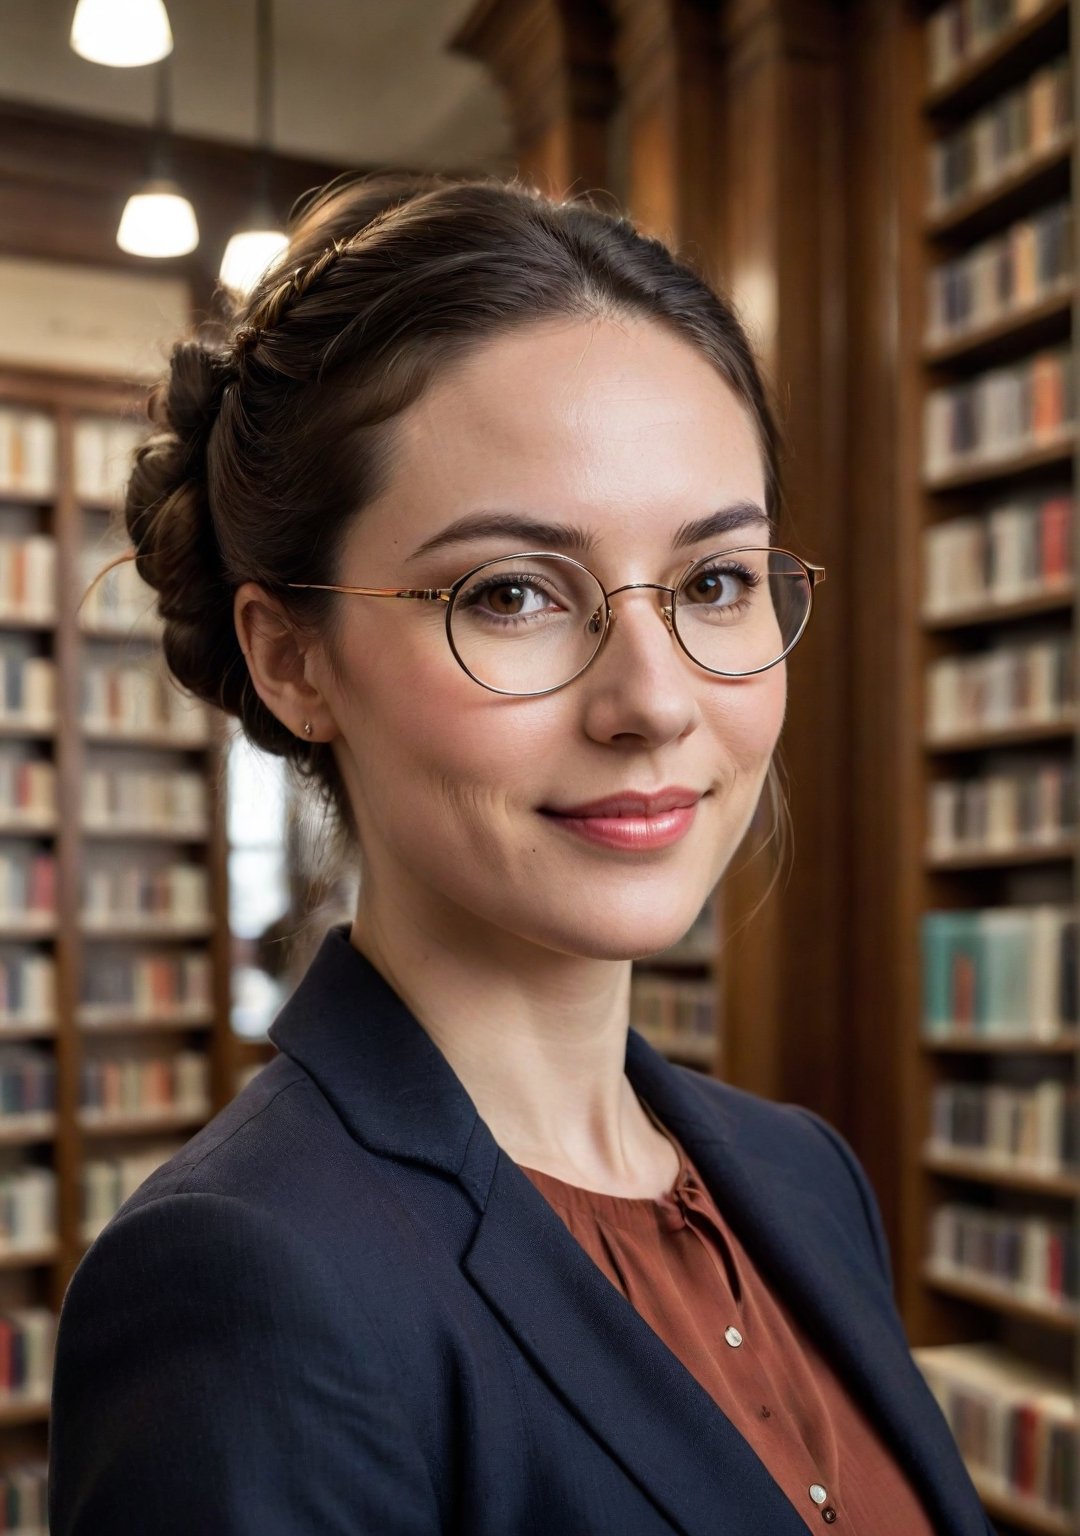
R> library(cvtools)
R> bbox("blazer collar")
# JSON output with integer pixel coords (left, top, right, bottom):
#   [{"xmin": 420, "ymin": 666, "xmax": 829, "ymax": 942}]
[{"xmin": 270, "ymin": 924, "xmax": 982, "ymax": 1536}]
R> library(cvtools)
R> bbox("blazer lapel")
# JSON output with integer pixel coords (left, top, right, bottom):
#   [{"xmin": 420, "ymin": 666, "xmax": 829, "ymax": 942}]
[
  {"xmin": 625, "ymin": 1033, "xmax": 989, "ymax": 1536},
  {"xmin": 461, "ymin": 1146, "xmax": 809, "ymax": 1536}
]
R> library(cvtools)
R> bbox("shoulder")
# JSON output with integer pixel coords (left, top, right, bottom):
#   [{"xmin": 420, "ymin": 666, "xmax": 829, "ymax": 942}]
[{"xmin": 663, "ymin": 1062, "xmax": 895, "ymax": 1288}]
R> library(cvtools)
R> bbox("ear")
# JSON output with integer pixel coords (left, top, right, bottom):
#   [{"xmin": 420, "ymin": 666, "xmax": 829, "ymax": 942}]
[{"xmin": 233, "ymin": 581, "xmax": 339, "ymax": 744}]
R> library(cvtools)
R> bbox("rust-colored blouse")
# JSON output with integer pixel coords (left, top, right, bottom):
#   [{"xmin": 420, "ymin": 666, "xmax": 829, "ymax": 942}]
[{"xmin": 518, "ymin": 1100, "xmax": 937, "ymax": 1535}]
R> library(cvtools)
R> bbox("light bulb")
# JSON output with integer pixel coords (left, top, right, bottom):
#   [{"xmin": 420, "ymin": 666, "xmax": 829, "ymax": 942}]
[
  {"xmin": 219, "ymin": 228, "xmax": 290, "ymax": 296},
  {"xmin": 116, "ymin": 179, "xmax": 198, "ymax": 258},
  {"xmin": 70, "ymin": 0, "xmax": 173, "ymax": 67}
]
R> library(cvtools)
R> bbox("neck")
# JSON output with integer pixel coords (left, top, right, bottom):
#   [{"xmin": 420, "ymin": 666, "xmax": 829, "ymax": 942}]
[{"xmin": 348, "ymin": 888, "xmax": 671, "ymax": 1191}]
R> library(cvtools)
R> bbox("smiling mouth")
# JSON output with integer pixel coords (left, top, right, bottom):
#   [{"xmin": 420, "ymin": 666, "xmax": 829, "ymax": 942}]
[{"xmin": 538, "ymin": 791, "xmax": 705, "ymax": 851}]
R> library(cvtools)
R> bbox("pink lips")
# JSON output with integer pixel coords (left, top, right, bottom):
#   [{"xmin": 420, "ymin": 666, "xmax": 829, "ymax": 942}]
[{"xmin": 541, "ymin": 788, "xmax": 703, "ymax": 851}]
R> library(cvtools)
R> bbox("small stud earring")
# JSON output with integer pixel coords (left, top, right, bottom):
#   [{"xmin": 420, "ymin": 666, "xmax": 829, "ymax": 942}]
[{"xmin": 302, "ymin": 721, "xmax": 313, "ymax": 737}]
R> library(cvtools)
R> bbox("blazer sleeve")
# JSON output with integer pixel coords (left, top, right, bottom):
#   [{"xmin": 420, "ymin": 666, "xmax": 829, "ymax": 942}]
[{"xmin": 48, "ymin": 1190, "xmax": 442, "ymax": 1536}]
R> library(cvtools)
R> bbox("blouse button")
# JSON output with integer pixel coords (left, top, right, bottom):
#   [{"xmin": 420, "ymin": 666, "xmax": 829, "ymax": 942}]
[
  {"xmin": 809, "ymin": 1486, "xmax": 827, "ymax": 1505},
  {"xmin": 723, "ymin": 1325, "xmax": 743, "ymax": 1347},
  {"xmin": 822, "ymin": 1508, "xmax": 838, "ymax": 1524}
]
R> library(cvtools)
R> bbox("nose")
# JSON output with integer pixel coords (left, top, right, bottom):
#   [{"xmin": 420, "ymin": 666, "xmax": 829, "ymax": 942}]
[{"xmin": 579, "ymin": 584, "xmax": 700, "ymax": 749}]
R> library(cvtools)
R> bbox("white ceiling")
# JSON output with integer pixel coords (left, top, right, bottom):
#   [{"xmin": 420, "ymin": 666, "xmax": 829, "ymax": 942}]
[{"xmin": 1, "ymin": 0, "xmax": 514, "ymax": 171}]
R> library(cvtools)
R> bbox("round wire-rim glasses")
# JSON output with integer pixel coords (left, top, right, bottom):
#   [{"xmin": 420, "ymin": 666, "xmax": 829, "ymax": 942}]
[{"xmin": 288, "ymin": 546, "xmax": 826, "ymax": 698}]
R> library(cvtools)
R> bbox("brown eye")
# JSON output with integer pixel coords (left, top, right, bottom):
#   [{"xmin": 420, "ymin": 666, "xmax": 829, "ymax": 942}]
[{"xmin": 488, "ymin": 583, "xmax": 527, "ymax": 615}]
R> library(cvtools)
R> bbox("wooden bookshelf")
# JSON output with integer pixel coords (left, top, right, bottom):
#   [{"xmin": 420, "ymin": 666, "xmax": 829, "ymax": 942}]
[
  {"xmin": 0, "ymin": 365, "xmax": 239, "ymax": 1483},
  {"xmin": 896, "ymin": 7, "xmax": 1080, "ymax": 1531}
]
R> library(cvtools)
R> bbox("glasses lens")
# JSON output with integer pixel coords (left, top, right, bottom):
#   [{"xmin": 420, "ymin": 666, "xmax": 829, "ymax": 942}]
[
  {"xmin": 449, "ymin": 555, "xmax": 607, "ymax": 694},
  {"xmin": 674, "ymin": 549, "xmax": 810, "ymax": 675}
]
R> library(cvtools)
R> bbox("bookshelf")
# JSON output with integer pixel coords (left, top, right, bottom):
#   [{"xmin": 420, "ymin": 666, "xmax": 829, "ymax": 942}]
[
  {"xmin": 0, "ymin": 364, "xmax": 236, "ymax": 1524},
  {"xmin": 630, "ymin": 896, "xmax": 720, "ymax": 1072},
  {"xmin": 901, "ymin": 3, "xmax": 1079, "ymax": 1531}
]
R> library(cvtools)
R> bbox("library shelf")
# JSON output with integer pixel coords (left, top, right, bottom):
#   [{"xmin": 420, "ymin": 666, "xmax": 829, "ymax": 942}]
[
  {"xmin": 0, "ymin": 1118, "xmax": 55, "ymax": 1146},
  {"xmin": 972, "ymin": 1478, "xmax": 1073, "ymax": 1536},
  {"xmin": 0, "ymin": 1245, "xmax": 59, "ymax": 1271},
  {"xmin": 924, "ymin": 715, "xmax": 1077, "ymax": 752},
  {"xmin": 922, "ymin": 584, "xmax": 1074, "ymax": 629},
  {"xmin": 922, "ymin": 285, "xmax": 1073, "ymax": 369},
  {"xmin": 80, "ymin": 727, "xmax": 212, "ymax": 752},
  {"xmin": 80, "ymin": 920, "xmax": 215, "ymax": 942},
  {"xmin": 81, "ymin": 822, "xmax": 210, "ymax": 842},
  {"xmin": 924, "ymin": 0, "xmax": 1068, "ymax": 117},
  {"xmin": 76, "ymin": 1007, "xmax": 214, "ymax": 1031},
  {"xmin": 0, "ymin": 1027, "xmax": 55, "ymax": 1043},
  {"xmin": 924, "ymin": 839, "xmax": 1075, "ymax": 870},
  {"xmin": 921, "ymin": 1033, "xmax": 1080, "ymax": 1054},
  {"xmin": 0, "ymin": 1398, "xmax": 50, "ymax": 1429},
  {"xmin": 0, "ymin": 614, "xmax": 57, "ymax": 635},
  {"xmin": 924, "ymin": 436, "xmax": 1075, "ymax": 492},
  {"xmin": 0, "ymin": 818, "xmax": 57, "ymax": 837},
  {"xmin": 922, "ymin": 1148, "xmax": 1080, "ymax": 1197},
  {"xmin": 0, "ymin": 920, "xmax": 56, "ymax": 941},
  {"xmin": 77, "ymin": 1106, "xmax": 211, "ymax": 1137},
  {"xmin": 921, "ymin": 1263, "xmax": 1078, "ymax": 1330},
  {"xmin": 924, "ymin": 135, "xmax": 1073, "ymax": 242},
  {"xmin": 0, "ymin": 721, "xmax": 54, "ymax": 743},
  {"xmin": 77, "ymin": 1015, "xmax": 213, "ymax": 1037}
]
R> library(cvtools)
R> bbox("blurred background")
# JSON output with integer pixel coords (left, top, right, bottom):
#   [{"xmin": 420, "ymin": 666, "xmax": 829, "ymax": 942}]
[{"xmin": 0, "ymin": 0, "xmax": 1077, "ymax": 1530}]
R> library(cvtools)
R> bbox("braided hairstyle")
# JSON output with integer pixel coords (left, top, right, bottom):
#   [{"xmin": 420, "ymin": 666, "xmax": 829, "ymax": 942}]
[{"xmin": 105, "ymin": 168, "xmax": 790, "ymax": 867}]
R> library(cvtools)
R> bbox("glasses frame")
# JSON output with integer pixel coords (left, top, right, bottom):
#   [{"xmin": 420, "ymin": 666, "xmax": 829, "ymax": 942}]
[{"xmin": 288, "ymin": 545, "xmax": 826, "ymax": 698}]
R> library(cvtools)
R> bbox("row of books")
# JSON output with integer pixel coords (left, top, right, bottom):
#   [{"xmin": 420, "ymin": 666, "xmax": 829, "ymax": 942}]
[
  {"xmin": 0, "ymin": 954, "xmax": 54, "ymax": 1024},
  {"xmin": 0, "ymin": 538, "xmax": 55, "ymax": 625},
  {"xmin": 81, "ymin": 661, "xmax": 210, "ymax": 740},
  {"xmin": 914, "ymin": 1343, "xmax": 1075, "ymax": 1517},
  {"xmin": 0, "ymin": 645, "xmax": 54, "ymax": 728},
  {"xmin": 929, "ymin": 1078, "xmax": 1078, "ymax": 1169},
  {"xmin": 80, "ymin": 949, "xmax": 211, "ymax": 1016},
  {"xmin": 921, "ymin": 493, "xmax": 1072, "ymax": 616},
  {"xmin": 927, "ymin": 0, "xmax": 1049, "ymax": 89},
  {"xmin": 79, "ymin": 1050, "xmax": 209, "ymax": 1118},
  {"xmin": 923, "ymin": 347, "xmax": 1074, "ymax": 481},
  {"xmin": 0, "ymin": 1458, "xmax": 46, "ymax": 1534},
  {"xmin": 928, "ymin": 1202, "xmax": 1077, "ymax": 1307},
  {"xmin": 927, "ymin": 759, "xmax": 1074, "ymax": 855},
  {"xmin": 0, "ymin": 1050, "xmax": 54, "ymax": 1117},
  {"xmin": 0, "ymin": 1310, "xmax": 55, "ymax": 1402},
  {"xmin": 0, "ymin": 755, "xmax": 54, "ymax": 825},
  {"xmin": 925, "ymin": 633, "xmax": 1073, "ymax": 739},
  {"xmin": 0, "ymin": 852, "xmax": 54, "ymax": 923},
  {"xmin": 78, "ymin": 543, "xmax": 161, "ymax": 635},
  {"xmin": 73, "ymin": 417, "xmax": 145, "ymax": 506},
  {"xmin": 0, "ymin": 413, "xmax": 55, "ymax": 500},
  {"xmin": 81, "ymin": 1141, "xmax": 183, "ymax": 1242},
  {"xmin": 921, "ymin": 905, "xmax": 1076, "ymax": 1038},
  {"xmin": 927, "ymin": 56, "xmax": 1071, "ymax": 215},
  {"xmin": 0, "ymin": 1166, "xmax": 55, "ymax": 1252},
  {"xmin": 925, "ymin": 200, "xmax": 1073, "ymax": 343},
  {"xmin": 630, "ymin": 977, "xmax": 716, "ymax": 1043},
  {"xmin": 81, "ymin": 860, "xmax": 210, "ymax": 927},
  {"xmin": 83, "ymin": 763, "xmax": 207, "ymax": 832}
]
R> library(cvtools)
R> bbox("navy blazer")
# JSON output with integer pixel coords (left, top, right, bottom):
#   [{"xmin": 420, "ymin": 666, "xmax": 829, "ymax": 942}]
[{"xmin": 50, "ymin": 923, "xmax": 993, "ymax": 1535}]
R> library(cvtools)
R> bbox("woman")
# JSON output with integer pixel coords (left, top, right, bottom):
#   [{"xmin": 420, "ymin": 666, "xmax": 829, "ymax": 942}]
[{"xmin": 49, "ymin": 173, "xmax": 990, "ymax": 1535}]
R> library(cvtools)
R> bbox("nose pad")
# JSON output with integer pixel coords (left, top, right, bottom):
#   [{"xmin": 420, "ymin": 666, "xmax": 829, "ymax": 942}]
[
  {"xmin": 660, "ymin": 603, "xmax": 674, "ymax": 634},
  {"xmin": 586, "ymin": 606, "xmax": 607, "ymax": 636}
]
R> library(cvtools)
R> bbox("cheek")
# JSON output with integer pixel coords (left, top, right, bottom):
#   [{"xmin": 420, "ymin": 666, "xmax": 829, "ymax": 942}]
[{"xmin": 703, "ymin": 665, "xmax": 787, "ymax": 767}]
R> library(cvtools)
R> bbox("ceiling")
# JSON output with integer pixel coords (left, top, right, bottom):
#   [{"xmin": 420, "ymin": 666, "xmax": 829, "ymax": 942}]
[{"xmin": 1, "ymin": 0, "xmax": 514, "ymax": 172}]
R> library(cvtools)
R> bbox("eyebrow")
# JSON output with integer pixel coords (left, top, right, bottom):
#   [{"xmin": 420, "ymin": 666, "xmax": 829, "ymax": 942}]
[{"xmin": 408, "ymin": 501, "xmax": 775, "ymax": 561}]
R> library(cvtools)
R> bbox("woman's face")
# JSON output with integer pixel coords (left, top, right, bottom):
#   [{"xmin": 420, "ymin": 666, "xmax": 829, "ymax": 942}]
[{"xmin": 319, "ymin": 315, "xmax": 786, "ymax": 962}]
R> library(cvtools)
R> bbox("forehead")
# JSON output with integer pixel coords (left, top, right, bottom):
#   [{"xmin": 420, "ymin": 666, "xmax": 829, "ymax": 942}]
[{"xmin": 363, "ymin": 316, "xmax": 766, "ymax": 552}]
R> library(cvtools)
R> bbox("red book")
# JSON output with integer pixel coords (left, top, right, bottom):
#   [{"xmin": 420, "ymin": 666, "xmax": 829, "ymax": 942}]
[
  {"xmin": 1046, "ymin": 1230, "xmax": 1064, "ymax": 1298},
  {"xmin": 0, "ymin": 1315, "xmax": 14, "ymax": 1396},
  {"xmin": 1040, "ymin": 497, "xmax": 1071, "ymax": 583},
  {"xmin": 1013, "ymin": 1402, "xmax": 1038, "ymax": 1497}
]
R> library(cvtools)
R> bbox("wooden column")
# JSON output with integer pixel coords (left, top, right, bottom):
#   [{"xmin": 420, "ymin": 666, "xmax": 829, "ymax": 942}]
[
  {"xmin": 609, "ymin": 0, "xmax": 723, "ymax": 265},
  {"xmin": 449, "ymin": 0, "xmax": 617, "ymax": 196},
  {"xmin": 709, "ymin": 0, "xmax": 851, "ymax": 1132}
]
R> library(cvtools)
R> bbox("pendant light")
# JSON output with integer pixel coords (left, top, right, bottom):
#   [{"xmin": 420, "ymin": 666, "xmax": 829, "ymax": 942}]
[
  {"xmin": 70, "ymin": 0, "xmax": 173, "ymax": 68},
  {"xmin": 219, "ymin": 0, "xmax": 289, "ymax": 297},
  {"xmin": 116, "ymin": 56, "xmax": 199, "ymax": 258}
]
